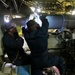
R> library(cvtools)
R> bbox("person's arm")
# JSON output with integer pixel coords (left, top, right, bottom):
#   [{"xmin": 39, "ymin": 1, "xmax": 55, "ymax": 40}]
[
  {"xmin": 13, "ymin": 31, "xmax": 24, "ymax": 48},
  {"xmin": 3, "ymin": 35, "xmax": 24, "ymax": 49},
  {"xmin": 40, "ymin": 16, "xmax": 49, "ymax": 34},
  {"xmin": 15, "ymin": 36, "xmax": 24, "ymax": 48}
]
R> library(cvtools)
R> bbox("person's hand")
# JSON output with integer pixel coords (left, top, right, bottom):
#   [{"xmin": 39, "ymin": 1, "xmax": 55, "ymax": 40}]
[
  {"xmin": 40, "ymin": 15, "xmax": 47, "ymax": 21},
  {"xmin": 40, "ymin": 15, "xmax": 49, "ymax": 24},
  {"xmin": 40, "ymin": 15, "xmax": 49, "ymax": 26},
  {"xmin": 34, "ymin": 13, "xmax": 42, "ymax": 27}
]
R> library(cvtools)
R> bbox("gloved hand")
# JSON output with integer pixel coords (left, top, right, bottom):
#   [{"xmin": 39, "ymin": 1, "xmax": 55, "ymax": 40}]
[
  {"xmin": 40, "ymin": 15, "xmax": 49, "ymax": 25},
  {"xmin": 40, "ymin": 15, "xmax": 47, "ymax": 21},
  {"xmin": 40, "ymin": 15, "xmax": 49, "ymax": 26}
]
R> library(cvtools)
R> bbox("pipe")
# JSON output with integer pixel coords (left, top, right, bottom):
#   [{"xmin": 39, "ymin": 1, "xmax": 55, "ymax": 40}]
[
  {"xmin": 18, "ymin": 0, "xmax": 24, "ymax": 12},
  {"xmin": 0, "ymin": 0, "xmax": 9, "ymax": 8},
  {"xmin": 12, "ymin": 0, "xmax": 19, "ymax": 13}
]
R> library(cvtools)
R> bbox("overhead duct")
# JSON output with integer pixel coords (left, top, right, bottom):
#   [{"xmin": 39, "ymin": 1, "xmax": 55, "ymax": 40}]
[
  {"xmin": 0, "ymin": 0, "xmax": 33, "ymax": 17},
  {"xmin": 0, "ymin": 0, "xmax": 9, "ymax": 8},
  {"xmin": 11, "ymin": 0, "xmax": 19, "ymax": 13}
]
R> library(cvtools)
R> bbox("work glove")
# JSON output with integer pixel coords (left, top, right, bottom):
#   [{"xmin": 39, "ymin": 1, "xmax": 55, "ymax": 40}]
[{"xmin": 40, "ymin": 15, "xmax": 47, "ymax": 21}]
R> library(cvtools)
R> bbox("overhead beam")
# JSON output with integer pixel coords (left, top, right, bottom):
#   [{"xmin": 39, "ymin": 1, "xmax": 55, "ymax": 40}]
[{"xmin": 0, "ymin": 0, "xmax": 9, "ymax": 8}]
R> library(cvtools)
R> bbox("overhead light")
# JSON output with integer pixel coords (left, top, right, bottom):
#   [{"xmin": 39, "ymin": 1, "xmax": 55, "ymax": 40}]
[
  {"xmin": 30, "ymin": 7, "xmax": 41, "ymax": 13},
  {"xmin": 13, "ymin": 15, "xmax": 22, "ymax": 18},
  {"xmin": 37, "ymin": 8, "xmax": 41, "ymax": 12},
  {"xmin": 15, "ymin": 15, "xmax": 22, "ymax": 18},
  {"xmin": 30, "ymin": 7, "xmax": 35, "ymax": 12},
  {"xmin": 4, "ymin": 15, "xmax": 11, "ymax": 23},
  {"xmin": 72, "ymin": 10, "xmax": 75, "ymax": 15}
]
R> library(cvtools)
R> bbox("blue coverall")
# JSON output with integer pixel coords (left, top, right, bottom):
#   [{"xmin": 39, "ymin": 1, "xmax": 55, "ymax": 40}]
[
  {"xmin": 2, "ymin": 32, "xmax": 31, "ymax": 66},
  {"xmin": 22, "ymin": 17, "xmax": 65, "ymax": 75}
]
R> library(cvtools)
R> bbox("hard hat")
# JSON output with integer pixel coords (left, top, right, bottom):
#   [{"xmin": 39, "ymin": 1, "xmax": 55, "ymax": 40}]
[{"xmin": 4, "ymin": 22, "xmax": 16, "ymax": 31}]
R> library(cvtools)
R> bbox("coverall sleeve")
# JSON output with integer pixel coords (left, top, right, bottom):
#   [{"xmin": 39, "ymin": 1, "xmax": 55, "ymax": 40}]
[
  {"xmin": 40, "ymin": 16, "xmax": 49, "ymax": 34},
  {"xmin": 3, "ymin": 36, "xmax": 24, "ymax": 49}
]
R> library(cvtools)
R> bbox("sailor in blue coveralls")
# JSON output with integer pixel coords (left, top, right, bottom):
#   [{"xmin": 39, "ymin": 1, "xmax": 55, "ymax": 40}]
[{"xmin": 22, "ymin": 16, "xmax": 65, "ymax": 75}]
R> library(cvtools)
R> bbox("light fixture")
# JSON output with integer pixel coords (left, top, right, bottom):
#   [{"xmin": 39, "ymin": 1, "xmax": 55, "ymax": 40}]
[
  {"xmin": 13, "ymin": 15, "xmax": 22, "ymax": 18},
  {"xmin": 30, "ymin": 7, "xmax": 35, "ymax": 12},
  {"xmin": 4, "ymin": 15, "xmax": 11, "ymax": 23},
  {"xmin": 30, "ymin": 7, "xmax": 41, "ymax": 13},
  {"xmin": 72, "ymin": 10, "xmax": 75, "ymax": 15}
]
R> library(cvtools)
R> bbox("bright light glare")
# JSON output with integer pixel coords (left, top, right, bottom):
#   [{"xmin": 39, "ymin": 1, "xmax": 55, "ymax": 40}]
[
  {"xmin": 72, "ymin": 10, "xmax": 75, "ymax": 15},
  {"xmin": 4, "ymin": 19, "xmax": 10, "ymax": 23},
  {"xmin": 30, "ymin": 7, "xmax": 41, "ymax": 13},
  {"xmin": 29, "ymin": 14, "xmax": 34, "ymax": 20},
  {"xmin": 28, "ymin": 13, "xmax": 42, "ymax": 27},
  {"xmin": 35, "ymin": 18, "xmax": 42, "ymax": 27},
  {"xmin": 4, "ymin": 15, "xmax": 10, "ymax": 23},
  {"xmin": 34, "ymin": 13, "xmax": 42, "ymax": 27},
  {"xmin": 30, "ymin": 7, "xmax": 35, "ymax": 12},
  {"xmin": 37, "ymin": 8, "xmax": 41, "ymax": 12},
  {"xmin": 4, "ymin": 54, "xmax": 8, "ymax": 58},
  {"xmin": 15, "ymin": 15, "xmax": 22, "ymax": 18}
]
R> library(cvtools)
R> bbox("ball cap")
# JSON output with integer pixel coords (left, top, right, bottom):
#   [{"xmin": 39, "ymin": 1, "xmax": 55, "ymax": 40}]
[{"xmin": 27, "ymin": 20, "xmax": 37, "ymax": 28}]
